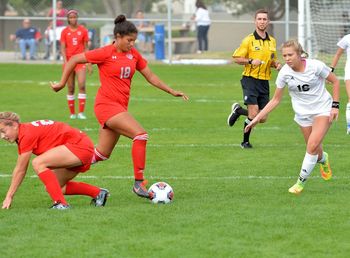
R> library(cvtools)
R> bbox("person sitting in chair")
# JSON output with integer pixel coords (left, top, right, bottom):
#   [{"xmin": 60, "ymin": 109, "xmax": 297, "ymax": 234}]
[{"xmin": 10, "ymin": 19, "xmax": 41, "ymax": 60}]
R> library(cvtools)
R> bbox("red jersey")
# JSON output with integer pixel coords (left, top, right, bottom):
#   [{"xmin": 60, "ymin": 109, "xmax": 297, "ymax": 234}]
[
  {"xmin": 85, "ymin": 45, "xmax": 147, "ymax": 107},
  {"xmin": 17, "ymin": 120, "xmax": 87, "ymax": 155},
  {"xmin": 60, "ymin": 25, "xmax": 88, "ymax": 58}
]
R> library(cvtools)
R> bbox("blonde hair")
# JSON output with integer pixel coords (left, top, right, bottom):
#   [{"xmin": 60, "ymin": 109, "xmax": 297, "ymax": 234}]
[
  {"xmin": 0, "ymin": 112, "xmax": 20, "ymax": 126},
  {"xmin": 281, "ymin": 39, "xmax": 309, "ymax": 58}
]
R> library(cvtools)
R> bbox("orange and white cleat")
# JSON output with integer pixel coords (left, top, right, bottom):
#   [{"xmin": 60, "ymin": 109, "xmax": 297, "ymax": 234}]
[{"xmin": 320, "ymin": 152, "xmax": 332, "ymax": 180}]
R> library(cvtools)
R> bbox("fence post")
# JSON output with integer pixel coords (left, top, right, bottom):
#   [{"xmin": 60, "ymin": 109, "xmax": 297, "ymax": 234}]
[{"xmin": 154, "ymin": 24, "xmax": 165, "ymax": 60}]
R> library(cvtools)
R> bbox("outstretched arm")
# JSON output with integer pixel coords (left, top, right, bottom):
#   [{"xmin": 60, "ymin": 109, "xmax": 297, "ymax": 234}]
[
  {"xmin": 139, "ymin": 65, "xmax": 189, "ymax": 101},
  {"xmin": 2, "ymin": 151, "xmax": 32, "ymax": 209},
  {"xmin": 50, "ymin": 53, "xmax": 88, "ymax": 92},
  {"xmin": 245, "ymin": 87, "xmax": 284, "ymax": 132}
]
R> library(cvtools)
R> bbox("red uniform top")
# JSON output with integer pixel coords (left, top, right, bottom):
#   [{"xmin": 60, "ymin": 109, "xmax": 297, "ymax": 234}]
[
  {"xmin": 85, "ymin": 45, "xmax": 147, "ymax": 108},
  {"xmin": 60, "ymin": 25, "xmax": 88, "ymax": 58},
  {"xmin": 17, "ymin": 120, "xmax": 87, "ymax": 155}
]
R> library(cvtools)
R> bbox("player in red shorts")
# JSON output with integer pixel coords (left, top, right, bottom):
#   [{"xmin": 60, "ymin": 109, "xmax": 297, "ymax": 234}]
[
  {"xmin": 60, "ymin": 10, "xmax": 91, "ymax": 120},
  {"xmin": 0, "ymin": 111, "xmax": 109, "ymax": 210},
  {"xmin": 51, "ymin": 15, "xmax": 189, "ymax": 199}
]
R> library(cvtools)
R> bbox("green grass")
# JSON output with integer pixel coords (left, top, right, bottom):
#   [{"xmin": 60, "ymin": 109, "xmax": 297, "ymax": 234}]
[{"xmin": 0, "ymin": 63, "xmax": 350, "ymax": 258}]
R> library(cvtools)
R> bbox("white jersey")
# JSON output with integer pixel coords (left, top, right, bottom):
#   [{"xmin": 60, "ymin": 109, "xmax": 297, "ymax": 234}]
[
  {"xmin": 337, "ymin": 34, "xmax": 350, "ymax": 79},
  {"xmin": 275, "ymin": 59, "xmax": 332, "ymax": 116}
]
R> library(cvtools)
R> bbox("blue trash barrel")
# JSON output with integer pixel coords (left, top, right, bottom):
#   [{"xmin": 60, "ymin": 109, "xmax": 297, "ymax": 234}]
[{"xmin": 154, "ymin": 24, "xmax": 165, "ymax": 60}]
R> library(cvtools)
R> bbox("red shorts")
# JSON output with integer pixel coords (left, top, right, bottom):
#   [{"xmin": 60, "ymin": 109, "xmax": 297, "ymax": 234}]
[
  {"xmin": 94, "ymin": 95, "xmax": 128, "ymax": 127},
  {"xmin": 65, "ymin": 134, "xmax": 94, "ymax": 173}
]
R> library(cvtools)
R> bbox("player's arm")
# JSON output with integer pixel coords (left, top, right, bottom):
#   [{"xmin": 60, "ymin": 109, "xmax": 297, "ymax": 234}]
[
  {"xmin": 271, "ymin": 59, "xmax": 282, "ymax": 70},
  {"xmin": 326, "ymin": 72, "xmax": 340, "ymax": 122},
  {"xmin": 233, "ymin": 56, "xmax": 264, "ymax": 66},
  {"xmin": 50, "ymin": 53, "xmax": 88, "ymax": 92},
  {"xmin": 84, "ymin": 40, "xmax": 92, "ymax": 75},
  {"xmin": 245, "ymin": 87, "xmax": 284, "ymax": 132},
  {"xmin": 2, "ymin": 151, "xmax": 32, "ymax": 209},
  {"xmin": 330, "ymin": 47, "xmax": 344, "ymax": 72},
  {"xmin": 139, "ymin": 65, "xmax": 189, "ymax": 100}
]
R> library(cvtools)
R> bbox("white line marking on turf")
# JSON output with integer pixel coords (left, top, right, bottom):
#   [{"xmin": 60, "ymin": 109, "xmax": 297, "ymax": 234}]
[{"xmin": 0, "ymin": 174, "xmax": 350, "ymax": 180}]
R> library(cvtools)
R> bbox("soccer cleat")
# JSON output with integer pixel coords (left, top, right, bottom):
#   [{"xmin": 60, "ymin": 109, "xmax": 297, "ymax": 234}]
[
  {"xmin": 288, "ymin": 180, "xmax": 305, "ymax": 195},
  {"xmin": 227, "ymin": 103, "xmax": 241, "ymax": 126},
  {"xmin": 132, "ymin": 180, "xmax": 149, "ymax": 198},
  {"xmin": 70, "ymin": 114, "xmax": 77, "ymax": 119},
  {"xmin": 91, "ymin": 188, "xmax": 110, "ymax": 207},
  {"xmin": 240, "ymin": 142, "xmax": 253, "ymax": 149},
  {"xmin": 50, "ymin": 202, "xmax": 70, "ymax": 210},
  {"xmin": 77, "ymin": 113, "xmax": 87, "ymax": 119},
  {"xmin": 320, "ymin": 152, "xmax": 332, "ymax": 180}
]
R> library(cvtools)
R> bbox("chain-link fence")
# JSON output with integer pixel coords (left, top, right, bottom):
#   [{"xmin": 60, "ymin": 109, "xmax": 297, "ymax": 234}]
[{"xmin": 0, "ymin": 0, "xmax": 298, "ymax": 61}]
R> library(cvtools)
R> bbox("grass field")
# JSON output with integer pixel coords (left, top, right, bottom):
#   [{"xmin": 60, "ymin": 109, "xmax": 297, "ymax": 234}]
[{"xmin": 0, "ymin": 62, "xmax": 350, "ymax": 258}]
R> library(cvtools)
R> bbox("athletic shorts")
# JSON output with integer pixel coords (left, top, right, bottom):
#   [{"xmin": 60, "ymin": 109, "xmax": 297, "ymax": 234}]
[
  {"xmin": 65, "ymin": 134, "xmax": 94, "ymax": 173},
  {"xmin": 94, "ymin": 95, "xmax": 128, "ymax": 127},
  {"xmin": 241, "ymin": 76, "xmax": 270, "ymax": 110},
  {"xmin": 294, "ymin": 111, "xmax": 330, "ymax": 127}
]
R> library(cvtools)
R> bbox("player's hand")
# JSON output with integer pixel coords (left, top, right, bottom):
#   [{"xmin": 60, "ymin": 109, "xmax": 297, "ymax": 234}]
[
  {"xmin": 251, "ymin": 59, "xmax": 263, "ymax": 66},
  {"xmin": 50, "ymin": 81, "xmax": 65, "ymax": 92},
  {"xmin": 329, "ymin": 108, "xmax": 339, "ymax": 122},
  {"xmin": 2, "ymin": 197, "xmax": 12, "ymax": 209},
  {"xmin": 170, "ymin": 89, "xmax": 189, "ymax": 101},
  {"xmin": 244, "ymin": 118, "xmax": 259, "ymax": 133},
  {"xmin": 275, "ymin": 62, "xmax": 283, "ymax": 71}
]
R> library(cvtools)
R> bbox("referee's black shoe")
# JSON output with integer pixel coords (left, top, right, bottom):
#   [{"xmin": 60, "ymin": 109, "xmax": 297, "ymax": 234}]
[
  {"xmin": 227, "ymin": 103, "xmax": 241, "ymax": 126},
  {"xmin": 240, "ymin": 142, "xmax": 253, "ymax": 149}
]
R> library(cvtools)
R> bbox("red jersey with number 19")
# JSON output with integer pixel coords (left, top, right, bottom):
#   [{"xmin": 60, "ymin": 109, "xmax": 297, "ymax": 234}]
[{"xmin": 60, "ymin": 25, "xmax": 88, "ymax": 58}]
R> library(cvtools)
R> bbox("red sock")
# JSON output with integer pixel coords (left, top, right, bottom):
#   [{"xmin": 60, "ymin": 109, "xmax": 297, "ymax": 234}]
[
  {"xmin": 67, "ymin": 95, "xmax": 75, "ymax": 115},
  {"xmin": 132, "ymin": 133, "xmax": 148, "ymax": 180},
  {"xmin": 78, "ymin": 93, "xmax": 86, "ymax": 113},
  {"xmin": 65, "ymin": 181, "xmax": 100, "ymax": 198},
  {"xmin": 91, "ymin": 148, "xmax": 109, "ymax": 164},
  {"xmin": 38, "ymin": 169, "xmax": 67, "ymax": 205}
]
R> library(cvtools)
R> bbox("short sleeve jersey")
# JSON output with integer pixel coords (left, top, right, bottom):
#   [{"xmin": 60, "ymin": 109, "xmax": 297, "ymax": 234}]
[
  {"xmin": 85, "ymin": 45, "xmax": 147, "ymax": 107},
  {"xmin": 337, "ymin": 34, "xmax": 350, "ymax": 64},
  {"xmin": 275, "ymin": 59, "xmax": 332, "ymax": 116},
  {"xmin": 17, "ymin": 120, "xmax": 85, "ymax": 155},
  {"xmin": 60, "ymin": 25, "xmax": 88, "ymax": 58},
  {"xmin": 233, "ymin": 31, "xmax": 277, "ymax": 80}
]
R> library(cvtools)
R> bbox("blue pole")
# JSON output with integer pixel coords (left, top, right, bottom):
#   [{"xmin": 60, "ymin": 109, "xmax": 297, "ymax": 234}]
[{"xmin": 154, "ymin": 24, "xmax": 165, "ymax": 60}]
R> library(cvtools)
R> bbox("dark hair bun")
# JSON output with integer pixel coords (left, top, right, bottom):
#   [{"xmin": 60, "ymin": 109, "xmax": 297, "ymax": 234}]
[{"xmin": 114, "ymin": 15, "xmax": 126, "ymax": 24}]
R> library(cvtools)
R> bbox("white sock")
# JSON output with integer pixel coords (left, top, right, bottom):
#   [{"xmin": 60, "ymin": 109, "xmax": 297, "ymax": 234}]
[
  {"xmin": 346, "ymin": 103, "xmax": 350, "ymax": 127},
  {"xmin": 299, "ymin": 152, "xmax": 318, "ymax": 181}
]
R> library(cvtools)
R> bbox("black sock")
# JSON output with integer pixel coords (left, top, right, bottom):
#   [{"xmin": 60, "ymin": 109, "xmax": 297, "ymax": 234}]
[
  {"xmin": 237, "ymin": 107, "xmax": 248, "ymax": 116},
  {"xmin": 243, "ymin": 118, "xmax": 252, "ymax": 143}
]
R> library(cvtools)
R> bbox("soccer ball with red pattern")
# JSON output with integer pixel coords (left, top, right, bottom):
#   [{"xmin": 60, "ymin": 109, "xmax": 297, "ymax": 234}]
[{"xmin": 148, "ymin": 182, "xmax": 174, "ymax": 204}]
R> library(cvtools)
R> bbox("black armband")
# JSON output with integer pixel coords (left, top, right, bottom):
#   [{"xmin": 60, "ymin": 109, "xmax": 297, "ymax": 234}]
[
  {"xmin": 330, "ymin": 67, "xmax": 335, "ymax": 72},
  {"xmin": 332, "ymin": 101, "xmax": 340, "ymax": 109}
]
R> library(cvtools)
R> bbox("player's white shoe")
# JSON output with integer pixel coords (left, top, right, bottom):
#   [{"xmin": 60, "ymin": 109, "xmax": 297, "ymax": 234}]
[{"xmin": 77, "ymin": 113, "xmax": 87, "ymax": 119}]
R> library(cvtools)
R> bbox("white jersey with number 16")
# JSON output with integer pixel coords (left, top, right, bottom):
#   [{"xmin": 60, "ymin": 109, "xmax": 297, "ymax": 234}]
[{"xmin": 275, "ymin": 59, "xmax": 332, "ymax": 116}]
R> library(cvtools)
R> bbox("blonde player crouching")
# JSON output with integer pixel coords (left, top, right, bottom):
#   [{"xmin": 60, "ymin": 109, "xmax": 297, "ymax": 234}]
[{"xmin": 245, "ymin": 39, "xmax": 340, "ymax": 194}]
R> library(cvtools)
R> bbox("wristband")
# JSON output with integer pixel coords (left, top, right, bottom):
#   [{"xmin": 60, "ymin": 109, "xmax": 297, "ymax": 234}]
[
  {"xmin": 248, "ymin": 58, "xmax": 252, "ymax": 64},
  {"xmin": 330, "ymin": 67, "xmax": 335, "ymax": 72},
  {"xmin": 332, "ymin": 101, "xmax": 340, "ymax": 109}
]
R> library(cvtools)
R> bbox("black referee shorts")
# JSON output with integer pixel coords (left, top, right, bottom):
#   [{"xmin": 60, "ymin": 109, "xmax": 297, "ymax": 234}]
[{"xmin": 240, "ymin": 76, "xmax": 270, "ymax": 110}]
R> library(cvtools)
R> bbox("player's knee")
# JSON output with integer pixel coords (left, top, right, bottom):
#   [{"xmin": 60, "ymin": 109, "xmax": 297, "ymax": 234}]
[
  {"xmin": 307, "ymin": 141, "xmax": 321, "ymax": 154},
  {"xmin": 31, "ymin": 157, "xmax": 46, "ymax": 174}
]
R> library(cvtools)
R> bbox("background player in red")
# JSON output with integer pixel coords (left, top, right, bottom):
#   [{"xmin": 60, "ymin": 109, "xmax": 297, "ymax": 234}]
[
  {"xmin": 61, "ymin": 10, "xmax": 91, "ymax": 119},
  {"xmin": 0, "ymin": 111, "xmax": 109, "ymax": 209},
  {"xmin": 51, "ymin": 15, "xmax": 189, "ymax": 199}
]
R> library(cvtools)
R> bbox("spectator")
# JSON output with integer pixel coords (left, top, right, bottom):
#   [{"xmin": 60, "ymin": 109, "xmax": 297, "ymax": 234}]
[
  {"xmin": 47, "ymin": 0, "xmax": 67, "ymax": 60},
  {"xmin": 10, "ymin": 19, "xmax": 41, "ymax": 60},
  {"xmin": 134, "ymin": 10, "xmax": 153, "ymax": 54},
  {"xmin": 192, "ymin": 0, "xmax": 211, "ymax": 54}
]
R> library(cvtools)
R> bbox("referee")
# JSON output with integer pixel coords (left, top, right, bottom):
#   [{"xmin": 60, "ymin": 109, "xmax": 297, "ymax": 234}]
[{"xmin": 227, "ymin": 9, "xmax": 282, "ymax": 149}]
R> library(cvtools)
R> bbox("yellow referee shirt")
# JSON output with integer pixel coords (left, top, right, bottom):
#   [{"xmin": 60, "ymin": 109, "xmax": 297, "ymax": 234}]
[{"xmin": 233, "ymin": 31, "xmax": 277, "ymax": 80}]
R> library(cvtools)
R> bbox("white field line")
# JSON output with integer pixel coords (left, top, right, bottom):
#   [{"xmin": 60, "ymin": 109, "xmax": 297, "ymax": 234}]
[{"xmin": 1, "ymin": 174, "xmax": 350, "ymax": 180}]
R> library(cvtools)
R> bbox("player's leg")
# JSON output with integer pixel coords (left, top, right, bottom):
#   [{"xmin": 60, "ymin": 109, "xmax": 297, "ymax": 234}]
[
  {"xmin": 31, "ymin": 145, "xmax": 82, "ymax": 207},
  {"xmin": 76, "ymin": 66, "xmax": 87, "ymax": 119},
  {"xmin": 345, "ymin": 79, "xmax": 350, "ymax": 134},
  {"xmin": 66, "ymin": 71, "xmax": 76, "ymax": 119},
  {"xmin": 105, "ymin": 112, "xmax": 149, "ymax": 198},
  {"xmin": 92, "ymin": 126, "xmax": 119, "ymax": 164}
]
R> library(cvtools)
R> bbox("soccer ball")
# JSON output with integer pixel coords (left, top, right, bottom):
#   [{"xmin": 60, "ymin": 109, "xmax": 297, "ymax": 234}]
[{"xmin": 148, "ymin": 182, "xmax": 174, "ymax": 204}]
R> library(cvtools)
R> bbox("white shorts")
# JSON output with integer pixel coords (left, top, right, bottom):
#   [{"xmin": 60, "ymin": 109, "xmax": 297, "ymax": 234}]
[{"xmin": 294, "ymin": 112, "xmax": 330, "ymax": 127}]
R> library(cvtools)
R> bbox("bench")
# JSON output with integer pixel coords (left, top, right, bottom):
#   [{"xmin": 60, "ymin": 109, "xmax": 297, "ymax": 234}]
[{"xmin": 166, "ymin": 37, "xmax": 196, "ymax": 54}]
